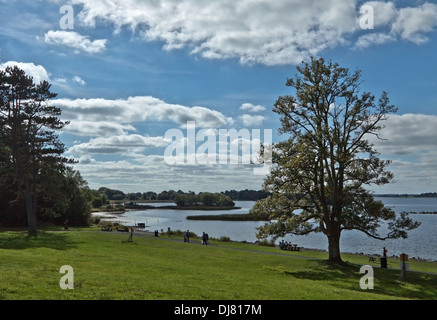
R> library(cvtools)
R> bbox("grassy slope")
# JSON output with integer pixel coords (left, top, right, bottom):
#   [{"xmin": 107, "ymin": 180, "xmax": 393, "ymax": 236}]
[{"xmin": 0, "ymin": 229, "xmax": 436, "ymax": 300}]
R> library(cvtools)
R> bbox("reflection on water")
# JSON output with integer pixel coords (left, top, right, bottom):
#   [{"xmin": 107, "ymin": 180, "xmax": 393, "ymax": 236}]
[{"xmin": 107, "ymin": 198, "xmax": 437, "ymax": 261}]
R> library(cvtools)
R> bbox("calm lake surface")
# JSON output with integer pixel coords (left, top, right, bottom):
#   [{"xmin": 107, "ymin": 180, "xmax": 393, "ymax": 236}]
[{"xmin": 112, "ymin": 197, "xmax": 437, "ymax": 261}]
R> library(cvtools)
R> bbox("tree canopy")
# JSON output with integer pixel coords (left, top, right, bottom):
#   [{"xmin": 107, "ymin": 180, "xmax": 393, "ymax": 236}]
[{"xmin": 250, "ymin": 57, "xmax": 420, "ymax": 263}]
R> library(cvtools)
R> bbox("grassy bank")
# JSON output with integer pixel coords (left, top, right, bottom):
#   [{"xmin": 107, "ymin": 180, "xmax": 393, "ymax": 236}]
[{"xmin": 0, "ymin": 229, "xmax": 436, "ymax": 300}]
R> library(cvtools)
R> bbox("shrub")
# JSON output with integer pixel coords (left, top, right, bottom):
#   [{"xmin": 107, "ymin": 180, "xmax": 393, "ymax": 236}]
[{"xmin": 219, "ymin": 236, "xmax": 231, "ymax": 242}]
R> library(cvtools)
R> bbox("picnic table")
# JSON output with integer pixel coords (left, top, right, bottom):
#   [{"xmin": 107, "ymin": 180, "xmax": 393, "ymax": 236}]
[{"xmin": 368, "ymin": 255, "xmax": 379, "ymax": 263}]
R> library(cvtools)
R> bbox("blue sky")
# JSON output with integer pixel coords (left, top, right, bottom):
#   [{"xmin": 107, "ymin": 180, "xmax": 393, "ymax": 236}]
[{"xmin": 1, "ymin": 0, "xmax": 437, "ymax": 194}]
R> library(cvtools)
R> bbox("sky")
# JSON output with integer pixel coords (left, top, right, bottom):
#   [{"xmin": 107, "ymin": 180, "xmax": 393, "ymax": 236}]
[{"xmin": 1, "ymin": 0, "xmax": 437, "ymax": 194}]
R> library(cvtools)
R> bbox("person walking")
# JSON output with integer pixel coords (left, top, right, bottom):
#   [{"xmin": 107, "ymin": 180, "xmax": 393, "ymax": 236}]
[
  {"xmin": 185, "ymin": 230, "xmax": 190, "ymax": 243},
  {"xmin": 202, "ymin": 232, "xmax": 209, "ymax": 245},
  {"xmin": 127, "ymin": 227, "xmax": 134, "ymax": 242}
]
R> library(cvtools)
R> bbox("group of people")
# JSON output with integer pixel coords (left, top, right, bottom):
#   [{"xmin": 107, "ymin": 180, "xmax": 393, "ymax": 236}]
[
  {"xmin": 183, "ymin": 230, "xmax": 209, "ymax": 245},
  {"xmin": 279, "ymin": 240, "xmax": 300, "ymax": 251}
]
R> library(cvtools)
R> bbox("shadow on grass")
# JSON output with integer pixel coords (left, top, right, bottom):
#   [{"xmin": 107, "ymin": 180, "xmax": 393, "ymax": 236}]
[
  {"xmin": 285, "ymin": 261, "xmax": 437, "ymax": 300},
  {"xmin": 0, "ymin": 231, "xmax": 79, "ymax": 251}
]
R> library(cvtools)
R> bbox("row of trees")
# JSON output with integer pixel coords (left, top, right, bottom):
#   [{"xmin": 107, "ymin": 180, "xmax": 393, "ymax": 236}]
[
  {"xmin": 0, "ymin": 66, "xmax": 91, "ymax": 235},
  {"xmin": 92, "ymin": 187, "xmax": 270, "ymax": 204},
  {"xmin": 174, "ymin": 192, "xmax": 234, "ymax": 207}
]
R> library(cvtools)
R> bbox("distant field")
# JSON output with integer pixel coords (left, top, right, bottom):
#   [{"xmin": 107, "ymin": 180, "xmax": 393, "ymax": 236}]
[{"xmin": 0, "ymin": 228, "xmax": 436, "ymax": 301}]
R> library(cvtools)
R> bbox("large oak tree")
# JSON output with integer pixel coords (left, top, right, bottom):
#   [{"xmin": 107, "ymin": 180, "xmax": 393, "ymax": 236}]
[{"xmin": 251, "ymin": 57, "xmax": 420, "ymax": 263}]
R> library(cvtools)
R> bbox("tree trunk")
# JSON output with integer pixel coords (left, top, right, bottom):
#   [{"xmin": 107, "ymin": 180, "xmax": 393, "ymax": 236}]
[
  {"xmin": 24, "ymin": 169, "xmax": 37, "ymax": 236},
  {"xmin": 327, "ymin": 231, "xmax": 342, "ymax": 263}
]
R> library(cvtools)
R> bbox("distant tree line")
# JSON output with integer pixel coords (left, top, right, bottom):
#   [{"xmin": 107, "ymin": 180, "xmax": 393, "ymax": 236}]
[
  {"xmin": 376, "ymin": 192, "xmax": 437, "ymax": 198},
  {"xmin": 174, "ymin": 192, "xmax": 235, "ymax": 207},
  {"xmin": 91, "ymin": 187, "xmax": 271, "ymax": 208}
]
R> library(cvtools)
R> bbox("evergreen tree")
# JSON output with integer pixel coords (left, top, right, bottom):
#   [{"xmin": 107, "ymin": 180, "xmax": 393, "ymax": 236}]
[{"xmin": 0, "ymin": 66, "xmax": 69, "ymax": 235}]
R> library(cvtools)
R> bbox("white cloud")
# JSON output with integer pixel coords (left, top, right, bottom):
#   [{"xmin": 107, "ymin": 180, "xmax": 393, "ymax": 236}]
[
  {"xmin": 355, "ymin": 32, "xmax": 396, "ymax": 49},
  {"xmin": 355, "ymin": 2, "xmax": 437, "ymax": 48},
  {"xmin": 73, "ymin": 155, "xmax": 266, "ymax": 193},
  {"xmin": 56, "ymin": 96, "xmax": 233, "ymax": 129},
  {"xmin": 72, "ymin": 75, "xmax": 86, "ymax": 85},
  {"xmin": 361, "ymin": 1, "xmax": 397, "ymax": 28},
  {"xmin": 78, "ymin": 155, "xmax": 96, "ymax": 164},
  {"xmin": 72, "ymin": 0, "xmax": 359, "ymax": 65},
  {"xmin": 370, "ymin": 114, "xmax": 437, "ymax": 155},
  {"xmin": 392, "ymin": 3, "xmax": 437, "ymax": 44},
  {"xmin": 366, "ymin": 113, "xmax": 437, "ymax": 193},
  {"xmin": 0, "ymin": 61, "xmax": 51, "ymax": 83},
  {"xmin": 68, "ymin": 134, "xmax": 170, "ymax": 155},
  {"xmin": 239, "ymin": 114, "xmax": 265, "ymax": 127},
  {"xmin": 44, "ymin": 30, "xmax": 107, "ymax": 54},
  {"xmin": 240, "ymin": 103, "xmax": 266, "ymax": 113},
  {"xmin": 63, "ymin": 121, "xmax": 136, "ymax": 137}
]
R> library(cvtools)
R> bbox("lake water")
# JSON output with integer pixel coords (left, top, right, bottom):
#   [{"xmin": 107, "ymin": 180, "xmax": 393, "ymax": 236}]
[{"xmin": 109, "ymin": 197, "xmax": 437, "ymax": 261}]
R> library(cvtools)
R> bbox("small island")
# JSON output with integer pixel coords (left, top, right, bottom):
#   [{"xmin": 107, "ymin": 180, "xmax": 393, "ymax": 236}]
[{"xmin": 170, "ymin": 192, "xmax": 238, "ymax": 210}]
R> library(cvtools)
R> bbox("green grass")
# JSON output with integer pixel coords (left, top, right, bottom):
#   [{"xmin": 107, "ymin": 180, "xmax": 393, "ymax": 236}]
[{"xmin": 0, "ymin": 229, "xmax": 436, "ymax": 300}]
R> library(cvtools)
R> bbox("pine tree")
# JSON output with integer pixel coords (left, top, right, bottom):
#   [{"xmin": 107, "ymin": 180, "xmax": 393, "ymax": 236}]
[{"xmin": 0, "ymin": 66, "xmax": 69, "ymax": 235}]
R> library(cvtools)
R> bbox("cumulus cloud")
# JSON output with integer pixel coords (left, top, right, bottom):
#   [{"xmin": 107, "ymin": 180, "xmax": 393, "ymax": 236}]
[
  {"xmin": 71, "ymin": 0, "xmax": 358, "ymax": 65},
  {"xmin": 355, "ymin": 2, "xmax": 437, "ymax": 49},
  {"xmin": 354, "ymin": 32, "xmax": 396, "ymax": 49},
  {"xmin": 78, "ymin": 155, "xmax": 95, "ymax": 164},
  {"xmin": 67, "ymin": 0, "xmax": 437, "ymax": 64},
  {"xmin": 392, "ymin": 3, "xmax": 437, "ymax": 44},
  {"xmin": 44, "ymin": 30, "xmax": 107, "ymax": 54},
  {"xmin": 56, "ymin": 96, "xmax": 233, "ymax": 129},
  {"xmin": 0, "ymin": 61, "xmax": 51, "ymax": 83},
  {"xmin": 72, "ymin": 75, "xmax": 86, "ymax": 85},
  {"xmin": 239, "ymin": 114, "xmax": 265, "ymax": 127},
  {"xmin": 240, "ymin": 103, "xmax": 266, "ymax": 113}
]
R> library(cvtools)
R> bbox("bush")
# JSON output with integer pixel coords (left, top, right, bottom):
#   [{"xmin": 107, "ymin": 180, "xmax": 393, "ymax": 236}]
[
  {"xmin": 219, "ymin": 236, "xmax": 231, "ymax": 242},
  {"xmin": 257, "ymin": 239, "xmax": 276, "ymax": 247},
  {"xmin": 164, "ymin": 229, "xmax": 198, "ymax": 238}
]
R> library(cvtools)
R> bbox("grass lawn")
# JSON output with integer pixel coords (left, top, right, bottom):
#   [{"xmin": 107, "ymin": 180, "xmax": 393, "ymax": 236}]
[{"xmin": 0, "ymin": 228, "xmax": 436, "ymax": 300}]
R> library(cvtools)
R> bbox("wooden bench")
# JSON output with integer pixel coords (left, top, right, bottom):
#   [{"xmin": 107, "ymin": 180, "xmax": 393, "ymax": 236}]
[{"xmin": 101, "ymin": 225, "xmax": 112, "ymax": 231}]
